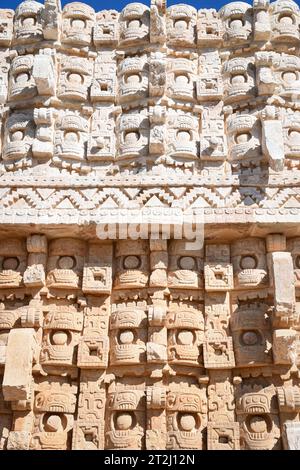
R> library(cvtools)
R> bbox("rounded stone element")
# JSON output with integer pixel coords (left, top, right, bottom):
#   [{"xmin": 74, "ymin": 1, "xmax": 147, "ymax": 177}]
[
  {"xmin": 248, "ymin": 416, "xmax": 267, "ymax": 433},
  {"xmin": 177, "ymin": 330, "xmax": 194, "ymax": 345},
  {"xmin": 115, "ymin": 412, "xmax": 133, "ymax": 430},
  {"xmin": 125, "ymin": 73, "xmax": 141, "ymax": 84},
  {"xmin": 123, "ymin": 255, "xmax": 141, "ymax": 269},
  {"xmin": 15, "ymin": 72, "xmax": 30, "ymax": 84},
  {"xmin": 44, "ymin": 414, "xmax": 62, "ymax": 432},
  {"xmin": 175, "ymin": 73, "xmax": 189, "ymax": 85},
  {"xmin": 2, "ymin": 257, "xmax": 19, "ymax": 270},
  {"xmin": 231, "ymin": 74, "xmax": 246, "ymax": 85},
  {"xmin": 179, "ymin": 414, "xmax": 196, "ymax": 431},
  {"xmin": 64, "ymin": 131, "xmax": 79, "ymax": 143},
  {"xmin": 68, "ymin": 72, "xmax": 83, "ymax": 85},
  {"xmin": 279, "ymin": 14, "xmax": 294, "ymax": 25},
  {"xmin": 242, "ymin": 331, "xmax": 258, "ymax": 346},
  {"xmin": 282, "ymin": 71, "xmax": 297, "ymax": 83},
  {"xmin": 119, "ymin": 330, "xmax": 134, "ymax": 344},
  {"xmin": 71, "ymin": 18, "xmax": 86, "ymax": 29},
  {"xmin": 51, "ymin": 330, "xmax": 68, "ymax": 346},
  {"xmin": 22, "ymin": 16, "xmax": 36, "ymax": 27},
  {"xmin": 235, "ymin": 132, "xmax": 251, "ymax": 144},
  {"xmin": 289, "ymin": 130, "xmax": 300, "ymax": 143},
  {"xmin": 11, "ymin": 130, "xmax": 24, "ymax": 142},
  {"xmin": 57, "ymin": 256, "xmax": 76, "ymax": 270},
  {"xmin": 128, "ymin": 19, "xmax": 141, "ymax": 29},
  {"xmin": 229, "ymin": 18, "xmax": 244, "ymax": 28},
  {"xmin": 178, "ymin": 256, "xmax": 196, "ymax": 270},
  {"xmin": 240, "ymin": 255, "xmax": 257, "ymax": 270},
  {"xmin": 174, "ymin": 19, "xmax": 188, "ymax": 30},
  {"xmin": 124, "ymin": 131, "xmax": 140, "ymax": 144},
  {"xmin": 177, "ymin": 130, "xmax": 191, "ymax": 142}
]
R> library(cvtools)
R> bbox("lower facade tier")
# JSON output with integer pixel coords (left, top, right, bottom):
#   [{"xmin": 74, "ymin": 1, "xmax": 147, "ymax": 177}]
[{"xmin": 0, "ymin": 228, "xmax": 300, "ymax": 450}]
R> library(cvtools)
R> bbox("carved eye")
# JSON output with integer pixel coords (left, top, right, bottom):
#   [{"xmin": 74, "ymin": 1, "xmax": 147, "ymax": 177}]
[
  {"xmin": 229, "ymin": 16, "xmax": 245, "ymax": 28},
  {"xmin": 50, "ymin": 330, "xmax": 69, "ymax": 346},
  {"xmin": 295, "ymin": 255, "xmax": 300, "ymax": 269},
  {"xmin": 124, "ymin": 131, "xmax": 140, "ymax": 144},
  {"xmin": 178, "ymin": 256, "xmax": 196, "ymax": 270},
  {"xmin": 174, "ymin": 19, "xmax": 188, "ymax": 30},
  {"xmin": 115, "ymin": 412, "xmax": 134, "ymax": 430},
  {"xmin": 57, "ymin": 256, "xmax": 76, "ymax": 269},
  {"xmin": 177, "ymin": 330, "xmax": 194, "ymax": 345},
  {"xmin": 2, "ymin": 257, "xmax": 19, "ymax": 270},
  {"xmin": 230, "ymin": 74, "xmax": 246, "ymax": 85},
  {"xmin": 177, "ymin": 130, "xmax": 192, "ymax": 142},
  {"xmin": 67, "ymin": 72, "xmax": 84, "ymax": 85},
  {"xmin": 64, "ymin": 131, "xmax": 79, "ymax": 143},
  {"xmin": 119, "ymin": 330, "xmax": 135, "ymax": 344},
  {"xmin": 278, "ymin": 14, "xmax": 295, "ymax": 25},
  {"xmin": 241, "ymin": 331, "xmax": 259, "ymax": 346},
  {"xmin": 127, "ymin": 19, "xmax": 141, "ymax": 29},
  {"xmin": 178, "ymin": 413, "xmax": 196, "ymax": 432},
  {"xmin": 44, "ymin": 414, "xmax": 63, "ymax": 432},
  {"xmin": 235, "ymin": 132, "xmax": 251, "ymax": 144},
  {"xmin": 71, "ymin": 18, "xmax": 86, "ymax": 29},
  {"xmin": 123, "ymin": 255, "xmax": 141, "ymax": 269},
  {"xmin": 288, "ymin": 129, "xmax": 300, "ymax": 143},
  {"xmin": 125, "ymin": 73, "xmax": 141, "ymax": 84},
  {"xmin": 15, "ymin": 72, "xmax": 30, "ymax": 84},
  {"xmin": 10, "ymin": 130, "xmax": 24, "ymax": 142},
  {"xmin": 21, "ymin": 16, "xmax": 36, "ymax": 27},
  {"xmin": 175, "ymin": 73, "xmax": 190, "ymax": 85},
  {"xmin": 282, "ymin": 71, "xmax": 297, "ymax": 83},
  {"xmin": 240, "ymin": 255, "xmax": 257, "ymax": 270},
  {"xmin": 247, "ymin": 416, "xmax": 267, "ymax": 433}
]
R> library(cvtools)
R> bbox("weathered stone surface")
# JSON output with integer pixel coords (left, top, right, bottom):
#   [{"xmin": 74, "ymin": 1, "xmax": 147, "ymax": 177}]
[
  {"xmin": 0, "ymin": 0, "xmax": 300, "ymax": 451},
  {"xmin": 2, "ymin": 328, "xmax": 36, "ymax": 401}
]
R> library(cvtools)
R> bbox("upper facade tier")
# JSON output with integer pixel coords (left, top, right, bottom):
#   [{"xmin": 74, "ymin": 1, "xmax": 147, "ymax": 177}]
[{"xmin": 1, "ymin": 1, "xmax": 300, "ymax": 226}]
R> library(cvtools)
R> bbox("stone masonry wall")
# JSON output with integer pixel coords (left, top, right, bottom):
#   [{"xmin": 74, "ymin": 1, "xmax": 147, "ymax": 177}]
[{"xmin": 1, "ymin": 0, "xmax": 300, "ymax": 450}]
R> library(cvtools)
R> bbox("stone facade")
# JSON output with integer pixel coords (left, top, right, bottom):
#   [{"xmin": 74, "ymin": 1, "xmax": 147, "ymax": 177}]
[{"xmin": 0, "ymin": 0, "xmax": 300, "ymax": 451}]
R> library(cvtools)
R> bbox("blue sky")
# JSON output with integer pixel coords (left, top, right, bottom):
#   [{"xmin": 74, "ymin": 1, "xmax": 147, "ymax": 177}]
[{"xmin": 5, "ymin": 0, "xmax": 300, "ymax": 13}]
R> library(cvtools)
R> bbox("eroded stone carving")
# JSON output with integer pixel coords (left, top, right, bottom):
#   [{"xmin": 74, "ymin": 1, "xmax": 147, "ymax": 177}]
[{"xmin": 1, "ymin": 0, "xmax": 300, "ymax": 452}]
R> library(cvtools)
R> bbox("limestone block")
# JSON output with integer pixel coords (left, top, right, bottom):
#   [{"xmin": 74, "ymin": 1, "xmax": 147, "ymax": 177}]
[
  {"xmin": 273, "ymin": 329, "xmax": 300, "ymax": 365},
  {"xmin": 282, "ymin": 422, "xmax": 300, "ymax": 450},
  {"xmin": 33, "ymin": 54, "xmax": 56, "ymax": 97},
  {"xmin": 7, "ymin": 431, "xmax": 31, "ymax": 450},
  {"xmin": 269, "ymin": 251, "xmax": 295, "ymax": 323},
  {"xmin": 0, "ymin": 10, "xmax": 14, "ymax": 46},
  {"xmin": 2, "ymin": 328, "xmax": 36, "ymax": 401},
  {"xmin": 82, "ymin": 242, "xmax": 112, "ymax": 294},
  {"xmin": 261, "ymin": 106, "xmax": 285, "ymax": 172},
  {"xmin": 42, "ymin": 0, "xmax": 60, "ymax": 40}
]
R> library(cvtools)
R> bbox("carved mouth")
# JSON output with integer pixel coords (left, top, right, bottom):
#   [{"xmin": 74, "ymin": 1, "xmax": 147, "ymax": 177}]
[
  {"xmin": 246, "ymin": 432, "xmax": 268, "ymax": 443},
  {"xmin": 48, "ymin": 405, "xmax": 66, "ymax": 413},
  {"xmin": 229, "ymin": 85, "xmax": 250, "ymax": 95},
  {"xmin": 56, "ymin": 148, "xmax": 84, "ymax": 160},
  {"xmin": 173, "ymin": 346, "xmax": 199, "ymax": 360},
  {"xmin": 48, "ymin": 270, "xmax": 79, "ymax": 287},
  {"xmin": 124, "ymin": 31, "xmax": 144, "ymax": 40},
  {"xmin": 172, "ymin": 271, "xmax": 198, "ymax": 284},
  {"xmin": 0, "ymin": 271, "xmax": 22, "ymax": 284},
  {"xmin": 3, "ymin": 143, "xmax": 29, "ymax": 160},
  {"xmin": 238, "ymin": 270, "xmax": 267, "ymax": 285},
  {"xmin": 245, "ymin": 406, "xmax": 267, "ymax": 414},
  {"xmin": 121, "ymin": 86, "xmax": 145, "ymax": 95},
  {"xmin": 118, "ymin": 271, "xmax": 147, "ymax": 285}
]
